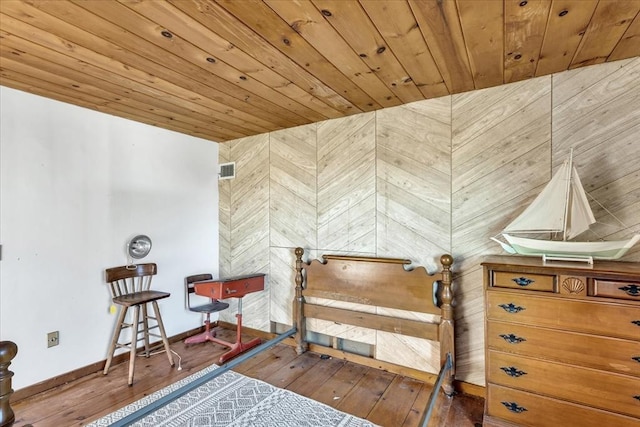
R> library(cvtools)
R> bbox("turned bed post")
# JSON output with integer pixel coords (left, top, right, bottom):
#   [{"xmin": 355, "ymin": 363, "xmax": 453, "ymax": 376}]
[
  {"xmin": 0, "ymin": 340, "xmax": 18, "ymax": 427},
  {"xmin": 293, "ymin": 247, "xmax": 308, "ymax": 355},
  {"xmin": 439, "ymin": 254, "xmax": 455, "ymax": 396}
]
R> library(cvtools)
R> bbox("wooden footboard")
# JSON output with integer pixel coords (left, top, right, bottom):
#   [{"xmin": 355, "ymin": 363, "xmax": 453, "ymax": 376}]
[{"xmin": 293, "ymin": 247, "xmax": 455, "ymax": 396}]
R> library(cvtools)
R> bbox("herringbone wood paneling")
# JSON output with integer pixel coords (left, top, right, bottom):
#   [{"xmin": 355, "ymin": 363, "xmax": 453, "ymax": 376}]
[
  {"xmin": 452, "ymin": 76, "xmax": 552, "ymax": 384},
  {"xmin": 219, "ymin": 143, "xmax": 231, "ymax": 278},
  {"xmin": 376, "ymin": 99, "xmax": 451, "ymax": 272},
  {"xmin": 269, "ymin": 124, "xmax": 317, "ymax": 325},
  {"xmin": 270, "ymin": 125, "xmax": 317, "ymax": 249},
  {"xmin": 552, "ymin": 57, "xmax": 640, "ymax": 261},
  {"xmin": 317, "ymin": 113, "xmax": 376, "ymax": 252},
  {"xmin": 221, "ymin": 134, "xmax": 270, "ymax": 331},
  {"xmin": 220, "ymin": 59, "xmax": 640, "ymax": 386},
  {"xmin": 268, "ymin": 247, "xmax": 296, "ymax": 326}
]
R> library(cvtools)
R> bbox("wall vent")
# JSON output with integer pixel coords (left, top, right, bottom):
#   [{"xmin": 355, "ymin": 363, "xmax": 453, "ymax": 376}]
[{"xmin": 219, "ymin": 162, "xmax": 236, "ymax": 180}]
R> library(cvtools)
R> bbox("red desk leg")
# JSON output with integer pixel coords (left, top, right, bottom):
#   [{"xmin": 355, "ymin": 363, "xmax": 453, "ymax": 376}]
[
  {"xmin": 206, "ymin": 298, "xmax": 261, "ymax": 364},
  {"xmin": 184, "ymin": 320, "xmax": 218, "ymax": 345},
  {"xmin": 217, "ymin": 313, "xmax": 261, "ymax": 364}
]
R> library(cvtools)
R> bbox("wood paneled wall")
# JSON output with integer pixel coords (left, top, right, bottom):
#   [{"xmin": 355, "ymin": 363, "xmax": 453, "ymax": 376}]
[
  {"xmin": 220, "ymin": 57, "xmax": 640, "ymax": 386},
  {"xmin": 218, "ymin": 134, "xmax": 271, "ymax": 331},
  {"xmin": 318, "ymin": 113, "xmax": 377, "ymax": 253}
]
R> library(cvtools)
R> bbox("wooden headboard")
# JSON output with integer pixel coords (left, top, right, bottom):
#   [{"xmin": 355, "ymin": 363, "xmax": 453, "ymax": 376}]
[{"xmin": 292, "ymin": 247, "xmax": 455, "ymax": 395}]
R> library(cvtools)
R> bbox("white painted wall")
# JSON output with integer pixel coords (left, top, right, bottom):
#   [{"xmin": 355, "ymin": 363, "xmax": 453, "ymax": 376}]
[{"xmin": 0, "ymin": 87, "xmax": 220, "ymax": 390}]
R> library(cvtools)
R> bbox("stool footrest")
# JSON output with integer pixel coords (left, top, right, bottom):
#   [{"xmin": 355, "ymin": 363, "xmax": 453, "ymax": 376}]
[{"xmin": 138, "ymin": 342, "xmax": 167, "ymax": 356}]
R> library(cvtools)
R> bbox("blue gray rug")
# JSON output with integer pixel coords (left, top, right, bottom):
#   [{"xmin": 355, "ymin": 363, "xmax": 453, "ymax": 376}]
[{"xmin": 87, "ymin": 364, "xmax": 377, "ymax": 426}]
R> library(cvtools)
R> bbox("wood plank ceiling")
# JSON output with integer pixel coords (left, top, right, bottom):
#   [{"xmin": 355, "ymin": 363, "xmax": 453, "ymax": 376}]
[{"xmin": 1, "ymin": 0, "xmax": 639, "ymax": 143}]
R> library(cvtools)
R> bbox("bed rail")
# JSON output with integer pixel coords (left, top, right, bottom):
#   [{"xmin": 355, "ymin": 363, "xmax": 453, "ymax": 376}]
[
  {"xmin": 420, "ymin": 352, "xmax": 454, "ymax": 427},
  {"xmin": 108, "ymin": 328, "xmax": 297, "ymax": 427}
]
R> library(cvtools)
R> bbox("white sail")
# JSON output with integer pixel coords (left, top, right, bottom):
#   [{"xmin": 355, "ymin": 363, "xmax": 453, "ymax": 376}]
[
  {"xmin": 504, "ymin": 159, "xmax": 596, "ymax": 238},
  {"xmin": 565, "ymin": 166, "xmax": 596, "ymax": 239},
  {"xmin": 504, "ymin": 161, "xmax": 571, "ymax": 234}
]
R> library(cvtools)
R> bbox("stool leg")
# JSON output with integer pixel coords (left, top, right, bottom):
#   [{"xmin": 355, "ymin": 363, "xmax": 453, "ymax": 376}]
[
  {"xmin": 152, "ymin": 301, "xmax": 174, "ymax": 367},
  {"xmin": 128, "ymin": 305, "xmax": 140, "ymax": 386},
  {"xmin": 141, "ymin": 303, "xmax": 151, "ymax": 357},
  {"xmin": 104, "ymin": 305, "xmax": 127, "ymax": 375}
]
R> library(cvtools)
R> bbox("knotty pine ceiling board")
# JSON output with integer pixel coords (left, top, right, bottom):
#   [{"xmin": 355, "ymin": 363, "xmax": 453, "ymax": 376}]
[
  {"xmin": 115, "ymin": 3, "xmax": 329, "ymax": 125},
  {"xmin": 536, "ymin": 0, "xmax": 599, "ymax": 76},
  {"xmin": 457, "ymin": 0, "xmax": 504, "ymax": 89},
  {"xmin": 571, "ymin": 0, "xmax": 640, "ymax": 68},
  {"xmin": 311, "ymin": 0, "xmax": 424, "ymax": 104},
  {"xmin": 169, "ymin": 0, "xmax": 360, "ymax": 116},
  {"xmin": 76, "ymin": 0, "xmax": 316, "ymax": 127},
  {"xmin": 1, "ymin": 0, "xmax": 639, "ymax": 143},
  {"xmin": 610, "ymin": 9, "xmax": 640, "ymax": 62},
  {"xmin": 504, "ymin": 0, "xmax": 551, "ymax": 83},
  {"xmin": 409, "ymin": 0, "xmax": 475, "ymax": 93},
  {"xmin": 265, "ymin": 0, "xmax": 402, "ymax": 109},
  {"xmin": 359, "ymin": 0, "xmax": 449, "ymax": 99},
  {"xmin": 216, "ymin": 0, "xmax": 380, "ymax": 111}
]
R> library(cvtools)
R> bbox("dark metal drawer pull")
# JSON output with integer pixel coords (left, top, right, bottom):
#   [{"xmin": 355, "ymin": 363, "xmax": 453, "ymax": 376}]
[
  {"xmin": 501, "ymin": 401, "xmax": 527, "ymax": 413},
  {"xmin": 619, "ymin": 284, "xmax": 640, "ymax": 297},
  {"xmin": 633, "ymin": 356, "xmax": 640, "ymax": 363},
  {"xmin": 499, "ymin": 303, "xmax": 525, "ymax": 313},
  {"xmin": 499, "ymin": 334, "xmax": 527, "ymax": 344},
  {"xmin": 500, "ymin": 366, "xmax": 527, "ymax": 377},
  {"xmin": 633, "ymin": 320, "xmax": 640, "ymax": 327},
  {"xmin": 512, "ymin": 277, "xmax": 534, "ymax": 287}
]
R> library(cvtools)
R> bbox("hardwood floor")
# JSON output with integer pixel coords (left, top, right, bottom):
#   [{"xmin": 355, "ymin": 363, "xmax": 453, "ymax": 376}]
[{"xmin": 10, "ymin": 328, "xmax": 484, "ymax": 426}]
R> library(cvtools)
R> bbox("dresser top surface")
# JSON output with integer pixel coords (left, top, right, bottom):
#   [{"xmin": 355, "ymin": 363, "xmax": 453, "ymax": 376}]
[{"xmin": 481, "ymin": 255, "xmax": 640, "ymax": 276}]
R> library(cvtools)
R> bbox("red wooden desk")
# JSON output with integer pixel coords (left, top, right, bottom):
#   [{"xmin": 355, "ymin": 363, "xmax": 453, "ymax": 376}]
[
  {"xmin": 192, "ymin": 273, "xmax": 265, "ymax": 363},
  {"xmin": 193, "ymin": 274, "xmax": 265, "ymax": 300}
]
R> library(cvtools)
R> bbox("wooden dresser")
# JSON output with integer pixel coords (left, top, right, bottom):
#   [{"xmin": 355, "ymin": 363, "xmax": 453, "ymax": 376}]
[{"xmin": 482, "ymin": 256, "xmax": 640, "ymax": 427}]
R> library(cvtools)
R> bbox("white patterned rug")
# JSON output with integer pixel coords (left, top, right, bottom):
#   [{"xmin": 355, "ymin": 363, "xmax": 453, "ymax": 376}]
[{"xmin": 87, "ymin": 364, "xmax": 378, "ymax": 427}]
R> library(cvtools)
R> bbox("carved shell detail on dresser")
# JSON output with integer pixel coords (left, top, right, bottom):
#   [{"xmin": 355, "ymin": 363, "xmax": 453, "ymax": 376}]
[{"xmin": 562, "ymin": 277, "xmax": 585, "ymax": 294}]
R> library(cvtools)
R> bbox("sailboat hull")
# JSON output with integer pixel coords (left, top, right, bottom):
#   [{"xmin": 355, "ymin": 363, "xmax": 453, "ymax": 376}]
[{"xmin": 502, "ymin": 233, "xmax": 640, "ymax": 260}]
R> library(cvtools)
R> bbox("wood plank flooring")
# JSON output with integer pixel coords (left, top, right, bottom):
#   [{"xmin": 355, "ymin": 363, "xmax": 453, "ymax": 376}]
[{"xmin": 10, "ymin": 328, "xmax": 484, "ymax": 426}]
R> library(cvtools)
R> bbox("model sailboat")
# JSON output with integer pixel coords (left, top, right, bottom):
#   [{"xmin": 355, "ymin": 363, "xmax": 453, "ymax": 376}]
[{"xmin": 492, "ymin": 150, "xmax": 640, "ymax": 261}]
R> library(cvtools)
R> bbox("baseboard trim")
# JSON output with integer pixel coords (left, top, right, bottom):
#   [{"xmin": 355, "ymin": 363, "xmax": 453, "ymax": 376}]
[{"xmin": 11, "ymin": 327, "xmax": 202, "ymax": 403}]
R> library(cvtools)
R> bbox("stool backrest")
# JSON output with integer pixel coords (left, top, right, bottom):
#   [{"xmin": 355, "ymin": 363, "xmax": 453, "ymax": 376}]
[{"xmin": 106, "ymin": 263, "xmax": 157, "ymax": 298}]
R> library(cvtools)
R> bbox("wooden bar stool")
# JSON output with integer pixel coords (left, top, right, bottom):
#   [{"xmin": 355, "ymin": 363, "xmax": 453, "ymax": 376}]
[{"xmin": 103, "ymin": 263, "xmax": 174, "ymax": 386}]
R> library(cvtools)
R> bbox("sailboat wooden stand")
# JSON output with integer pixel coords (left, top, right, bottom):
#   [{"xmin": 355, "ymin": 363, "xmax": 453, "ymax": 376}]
[{"xmin": 542, "ymin": 253, "xmax": 594, "ymax": 265}]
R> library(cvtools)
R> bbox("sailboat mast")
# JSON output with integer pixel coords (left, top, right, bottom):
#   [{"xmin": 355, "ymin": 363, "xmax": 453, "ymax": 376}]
[{"xmin": 562, "ymin": 148, "xmax": 574, "ymax": 241}]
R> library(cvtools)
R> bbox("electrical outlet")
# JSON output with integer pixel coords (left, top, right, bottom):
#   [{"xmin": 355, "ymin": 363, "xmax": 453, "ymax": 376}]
[{"xmin": 47, "ymin": 331, "xmax": 59, "ymax": 348}]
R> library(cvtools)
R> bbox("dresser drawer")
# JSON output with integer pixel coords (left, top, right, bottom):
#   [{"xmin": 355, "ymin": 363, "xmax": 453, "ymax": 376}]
[
  {"xmin": 486, "ymin": 291, "xmax": 640, "ymax": 340},
  {"xmin": 488, "ymin": 351, "xmax": 640, "ymax": 417},
  {"xmin": 487, "ymin": 321, "xmax": 640, "ymax": 377},
  {"xmin": 486, "ymin": 384, "xmax": 640, "ymax": 427},
  {"xmin": 492, "ymin": 271, "xmax": 555, "ymax": 292},
  {"xmin": 593, "ymin": 279, "xmax": 640, "ymax": 301}
]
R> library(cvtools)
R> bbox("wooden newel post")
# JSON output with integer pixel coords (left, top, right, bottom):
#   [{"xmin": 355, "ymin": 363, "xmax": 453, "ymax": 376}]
[
  {"xmin": 0, "ymin": 341, "xmax": 18, "ymax": 427},
  {"xmin": 293, "ymin": 247, "xmax": 308, "ymax": 355},
  {"xmin": 439, "ymin": 254, "xmax": 455, "ymax": 396}
]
